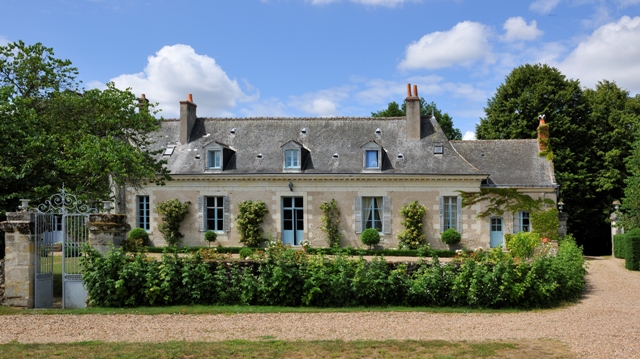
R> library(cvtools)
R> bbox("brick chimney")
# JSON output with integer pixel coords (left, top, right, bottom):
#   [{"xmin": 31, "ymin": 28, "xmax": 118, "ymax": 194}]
[
  {"xmin": 405, "ymin": 84, "xmax": 421, "ymax": 141},
  {"xmin": 537, "ymin": 114, "xmax": 549, "ymax": 151},
  {"xmin": 180, "ymin": 94, "xmax": 197, "ymax": 144}
]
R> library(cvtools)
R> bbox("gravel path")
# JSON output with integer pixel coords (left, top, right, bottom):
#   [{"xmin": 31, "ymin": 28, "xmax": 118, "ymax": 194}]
[{"xmin": 1, "ymin": 257, "xmax": 639, "ymax": 358}]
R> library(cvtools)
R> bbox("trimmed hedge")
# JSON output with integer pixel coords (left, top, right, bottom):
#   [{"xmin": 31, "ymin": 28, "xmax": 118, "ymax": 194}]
[
  {"xmin": 83, "ymin": 241, "xmax": 586, "ymax": 309},
  {"xmin": 625, "ymin": 228, "xmax": 640, "ymax": 271},
  {"xmin": 146, "ymin": 246, "xmax": 457, "ymax": 258},
  {"xmin": 613, "ymin": 233, "xmax": 627, "ymax": 259}
]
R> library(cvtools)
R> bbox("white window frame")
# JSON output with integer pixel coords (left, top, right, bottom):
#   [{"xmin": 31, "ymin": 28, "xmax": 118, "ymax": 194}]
[
  {"xmin": 354, "ymin": 196, "xmax": 391, "ymax": 234},
  {"xmin": 361, "ymin": 141, "xmax": 382, "ymax": 171},
  {"xmin": 137, "ymin": 195, "xmax": 150, "ymax": 231},
  {"xmin": 207, "ymin": 149, "xmax": 222, "ymax": 169},
  {"xmin": 205, "ymin": 196, "xmax": 225, "ymax": 232},
  {"xmin": 514, "ymin": 211, "xmax": 531, "ymax": 233},
  {"xmin": 362, "ymin": 197, "xmax": 383, "ymax": 232},
  {"xmin": 285, "ymin": 149, "xmax": 300, "ymax": 169},
  {"xmin": 197, "ymin": 195, "xmax": 231, "ymax": 233}
]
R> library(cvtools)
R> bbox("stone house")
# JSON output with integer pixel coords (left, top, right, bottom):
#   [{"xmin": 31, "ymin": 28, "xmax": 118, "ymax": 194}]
[{"xmin": 126, "ymin": 85, "xmax": 557, "ymax": 249}]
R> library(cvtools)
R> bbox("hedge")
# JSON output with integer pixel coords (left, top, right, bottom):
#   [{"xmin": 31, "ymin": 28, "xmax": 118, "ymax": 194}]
[
  {"xmin": 625, "ymin": 228, "xmax": 640, "ymax": 271},
  {"xmin": 82, "ymin": 241, "xmax": 586, "ymax": 309},
  {"xmin": 613, "ymin": 233, "xmax": 627, "ymax": 259},
  {"xmin": 146, "ymin": 246, "xmax": 457, "ymax": 258}
]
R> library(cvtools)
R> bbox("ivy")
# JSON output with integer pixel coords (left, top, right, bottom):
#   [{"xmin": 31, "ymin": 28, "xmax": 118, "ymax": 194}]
[
  {"xmin": 319, "ymin": 199, "xmax": 342, "ymax": 248},
  {"xmin": 397, "ymin": 201, "xmax": 427, "ymax": 249},
  {"xmin": 235, "ymin": 200, "xmax": 269, "ymax": 247},
  {"xmin": 531, "ymin": 208, "xmax": 560, "ymax": 242},
  {"xmin": 458, "ymin": 188, "xmax": 554, "ymax": 218},
  {"xmin": 155, "ymin": 199, "xmax": 190, "ymax": 246}
]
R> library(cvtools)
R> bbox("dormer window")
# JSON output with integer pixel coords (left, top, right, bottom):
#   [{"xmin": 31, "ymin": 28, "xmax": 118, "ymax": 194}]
[
  {"xmin": 203, "ymin": 141, "xmax": 234, "ymax": 171},
  {"xmin": 361, "ymin": 141, "xmax": 383, "ymax": 171},
  {"xmin": 285, "ymin": 149, "xmax": 300, "ymax": 169},
  {"xmin": 434, "ymin": 144, "xmax": 444, "ymax": 154},
  {"xmin": 281, "ymin": 140, "xmax": 309, "ymax": 172}
]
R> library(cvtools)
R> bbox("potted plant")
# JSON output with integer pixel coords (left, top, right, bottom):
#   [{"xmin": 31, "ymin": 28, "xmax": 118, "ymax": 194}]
[{"xmin": 441, "ymin": 228, "xmax": 461, "ymax": 249}]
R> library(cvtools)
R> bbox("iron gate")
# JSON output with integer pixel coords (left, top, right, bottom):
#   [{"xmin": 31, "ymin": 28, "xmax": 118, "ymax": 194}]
[{"xmin": 34, "ymin": 186, "xmax": 97, "ymax": 309}]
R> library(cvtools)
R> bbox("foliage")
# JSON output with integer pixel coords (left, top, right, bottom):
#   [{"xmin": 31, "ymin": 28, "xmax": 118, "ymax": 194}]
[
  {"xmin": 397, "ymin": 201, "xmax": 427, "ymax": 249},
  {"xmin": 204, "ymin": 230, "xmax": 217, "ymax": 247},
  {"xmin": 440, "ymin": 228, "xmax": 461, "ymax": 245},
  {"xmin": 506, "ymin": 231, "xmax": 540, "ymax": 258},
  {"xmin": 530, "ymin": 208, "xmax": 559, "ymax": 242},
  {"xmin": 360, "ymin": 228, "xmax": 380, "ymax": 249},
  {"xmin": 235, "ymin": 200, "xmax": 269, "ymax": 247},
  {"xmin": 239, "ymin": 247, "xmax": 253, "ymax": 259},
  {"xmin": 504, "ymin": 233, "xmax": 514, "ymax": 248},
  {"xmin": 319, "ymin": 199, "xmax": 342, "ymax": 247},
  {"xmin": 156, "ymin": 199, "xmax": 191, "ymax": 246},
  {"xmin": 621, "ymin": 122, "xmax": 640, "ymax": 230},
  {"xmin": 458, "ymin": 188, "xmax": 554, "ymax": 218},
  {"xmin": 0, "ymin": 41, "xmax": 170, "ymax": 213},
  {"xmin": 613, "ymin": 233, "xmax": 627, "ymax": 259},
  {"xmin": 476, "ymin": 64, "xmax": 640, "ymax": 255},
  {"xmin": 81, "ymin": 240, "xmax": 586, "ymax": 308},
  {"xmin": 625, "ymin": 228, "xmax": 640, "ymax": 271},
  {"xmin": 372, "ymin": 98, "xmax": 462, "ymax": 140}
]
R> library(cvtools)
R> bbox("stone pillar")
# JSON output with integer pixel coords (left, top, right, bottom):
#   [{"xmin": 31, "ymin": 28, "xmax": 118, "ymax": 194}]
[
  {"xmin": 0, "ymin": 212, "xmax": 36, "ymax": 308},
  {"xmin": 610, "ymin": 211, "xmax": 623, "ymax": 256},
  {"xmin": 88, "ymin": 214, "xmax": 130, "ymax": 255},
  {"xmin": 558, "ymin": 211, "xmax": 568, "ymax": 238}
]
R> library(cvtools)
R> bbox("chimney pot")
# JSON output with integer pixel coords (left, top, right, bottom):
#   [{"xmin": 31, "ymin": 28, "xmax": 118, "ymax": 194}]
[
  {"xmin": 413, "ymin": 85, "xmax": 418, "ymax": 98},
  {"xmin": 188, "ymin": 94, "xmax": 193, "ymax": 103},
  {"xmin": 405, "ymin": 83, "xmax": 421, "ymax": 141},
  {"xmin": 407, "ymin": 84, "xmax": 412, "ymax": 97}
]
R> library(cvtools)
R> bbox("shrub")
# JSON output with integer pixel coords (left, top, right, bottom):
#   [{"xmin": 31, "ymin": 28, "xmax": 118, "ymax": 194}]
[
  {"xmin": 239, "ymin": 247, "xmax": 253, "ymax": 259},
  {"xmin": 614, "ymin": 233, "xmax": 627, "ymax": 259},
  {"xmin": 504, "ymin": 233, "xmax": 514, "ymax": 248},
  {"xmin": 319, "ymin": 199, "xmax": 342, "ymax": 247},
  {"xmin": 156, "ymin": 199, "xmax": 191, "ymax": 246},
  {"xmin": 625, "ymin": 228, "xmax": 640, "ymax": 271},
  {"xmin": 531, "ymin": 208, "xmax": 559, "ymax": 242},
  {"xmin": 235, "ymin": 200, "xmax": 269, "ymax": 247},
  {"xmin": 360, "ymin": 228, "xmax": 380, "ymax": 249},
  {"xmin": 124, "ymin": 228, "xmax": 149, "ymax": 253},
  {"xmin": 204, "ymin": 230, "xmax": 217, "ymax": 247},
  {"xmin": 441, "ymin": 228, "xmax": 461, "ymax": 245},
  {"xmin": 397, "ymin": 201, "xmax": 427, "ymax": 249},
  {"xmin": 506, "ymin": 231, "xmax": 540, "ymax": 258}
]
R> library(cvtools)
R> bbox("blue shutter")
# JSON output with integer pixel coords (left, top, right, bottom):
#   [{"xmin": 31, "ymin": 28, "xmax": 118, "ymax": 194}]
[{"xmin": 382, "ymin": 196, "xmax": 391, "ymax": 234}]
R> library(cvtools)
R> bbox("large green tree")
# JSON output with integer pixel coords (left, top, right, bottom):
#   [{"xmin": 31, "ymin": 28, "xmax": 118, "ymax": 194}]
[
  {"xmin": 372, "ymin": 98, "xmax": 462, "ymax": 140},
  {"xmin": 0, "ymin": 41, "xmax": 170, "ymax": 214},
  {"xmin": 476, "ymin": 64, "xmax": 640, "ymax": 254}
]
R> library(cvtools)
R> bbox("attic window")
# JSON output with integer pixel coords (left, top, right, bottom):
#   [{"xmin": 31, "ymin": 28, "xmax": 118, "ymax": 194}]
[
  {"xmin": 301, "ymin": 128, "xmax": 307, "ymax": 134},
  {"xmin": 361, "ymin": 141, "xmax": 383, "ymax": 171},
  {"xmin": 375, "ymin": 128, "xmax": 382, "ymax": 135},
  {"xmin": 332, "ymin": 153, "xmax": 339, "ymax": 159},
  {"xmin": 434, "ymin": 145, "xmax": 444, "ymax": 155},
  {"xmin": 230, "ymin": 128, "xmax": 236, "ymax": 134},
  {"xmin": 163, "ymin": 145, "xmax": 175, "ymax": 157},
  {"xmin": 257, "ymin": 153, "xmax": 263, "ymax": 159}
]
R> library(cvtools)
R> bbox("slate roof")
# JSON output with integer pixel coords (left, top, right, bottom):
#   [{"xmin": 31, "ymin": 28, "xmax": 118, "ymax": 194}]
[
  {"xmin": 150, "ymin": 116, "xmax": 486, "ymax": 177},
  {"xmin": 450, "ymin": 139, "xmax": 556, "ymax": 187}
]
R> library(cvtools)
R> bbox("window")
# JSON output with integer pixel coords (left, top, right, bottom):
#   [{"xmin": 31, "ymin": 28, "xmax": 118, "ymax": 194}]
[
  {"xmin": 362, "ymin": 197, "xmax": 382, "ymax": 231},
  {"xmin": 365, "ymin": 150, "xmax": 379, "ymax": 168},
  {"xmin": 285, "ymin": 149, "xmax": 300, "ymax": 168},
  {"xmin": 137, "ymin": 196, "xmax": 150, "ymax": 231},
  {"xmin": 434, "ymin": 144, "xmax": 443, "ymax": 154},
  {"xmin": 514, "ymin": 211, "xmax": 531, "ymax": 233},
  {"xmin": 206, "ymin": 196, "xmax": 224, "ymax": 231},
  {"xmin": 207, "ymin": 150, "xmax": 222, "ymax": 169},
  {"xmin": 440, "ymin": 196, "xmax": 462, "ymax": 233}
]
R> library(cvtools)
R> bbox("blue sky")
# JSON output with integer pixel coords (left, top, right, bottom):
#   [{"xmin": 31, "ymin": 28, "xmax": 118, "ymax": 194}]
[{"xmin": 2, "ymin": 0, "xmax": 640, "ymax": 139}]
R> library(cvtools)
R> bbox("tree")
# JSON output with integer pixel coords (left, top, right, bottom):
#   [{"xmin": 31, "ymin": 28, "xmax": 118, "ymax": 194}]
[
  {"xmin": 372, "ymin": 98, "xmax": 462, "ymax": 140},
  {"xmin": 476, "ymin": 64, "xmax": 640, "ymax": 254},
  {"xmin": 621, "ymin": 120, "xmax": 640, "ymax": 230},
  {"xmin": 0, "ymin": 41, "xmax": 170, "ymax": 213}
]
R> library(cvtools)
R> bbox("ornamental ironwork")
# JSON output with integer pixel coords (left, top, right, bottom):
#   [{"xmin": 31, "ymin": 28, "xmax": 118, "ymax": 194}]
[{"xmin": 36, "ymin": 184, "xmax": 98, "ymax": 215}]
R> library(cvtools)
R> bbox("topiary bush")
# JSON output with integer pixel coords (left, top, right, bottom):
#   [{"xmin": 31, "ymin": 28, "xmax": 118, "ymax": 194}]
[
  {"xmin": 506, "ymin": 231, "xmax": 540, "ymax": 258},
  {"xmin": 235, "ymin": 200, "xmax": 269, "ymax": 247},
  {"xmin": 614, "ymin": 233, "xmax": 627, "ymax": 259},
  {"xmin": 239, "ymin": 247, "xmax": 253, "ymax": 259},
  {"xmin": 124, "ymin": 228, "xmax": 149, "ymax": 253},
  {"xmin": 360, "ymin": 228, "xmax": 380, "ymax": 249},
  {"xmin": 441, "ymin": 228, "xmax": 461, "ymax": 245},
  {"xmin": 625, "ymin": 228, "xmax": 640, "ymax": 271},
  {"xmin": 204, "ymin": 230, "xmax": 217, "ymax": 247},
  {"xmin": 397, "ymin": 201, "xmax": 427, "ymax": 249},
  {"xmin": 156, "ymin": 198, "xmax": 191, "ymax": 246}
]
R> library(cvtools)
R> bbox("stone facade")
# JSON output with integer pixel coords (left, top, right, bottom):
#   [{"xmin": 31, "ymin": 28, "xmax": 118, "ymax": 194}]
[
  {"xmin": 0, "ymin": 212, "xmax": 36, "ymax": 307},
  {"xmin": 88, "ymin": 214, "xmax": 130, "ymax": 254}
]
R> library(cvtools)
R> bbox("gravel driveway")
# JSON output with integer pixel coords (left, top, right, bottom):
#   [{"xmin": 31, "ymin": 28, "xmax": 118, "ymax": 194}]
[{"xmin": 1, "ymin": 257, "xmax": 639, "ymax": 358}]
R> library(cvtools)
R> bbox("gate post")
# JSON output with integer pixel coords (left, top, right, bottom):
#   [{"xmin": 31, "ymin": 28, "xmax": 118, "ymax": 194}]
[
  {"xmin": 0, "ymin": 212, "xmax": 36, "ymax": 307},
  {"xmin": 88, "ymin": 214, "xmax": 130, "ymax": 254}
]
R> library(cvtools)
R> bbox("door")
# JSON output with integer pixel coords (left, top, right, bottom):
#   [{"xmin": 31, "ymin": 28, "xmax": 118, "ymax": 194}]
[
  {"xmin": 490, "ymin": 217, "xmax": 504, "ymax": 248},
  {"xmin": 282, "ymin": 197, "xmax": 304, "ymax": 246}
]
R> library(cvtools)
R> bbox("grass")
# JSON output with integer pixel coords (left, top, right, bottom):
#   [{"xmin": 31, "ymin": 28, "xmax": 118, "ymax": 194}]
[{"xmin": 0, "ymin": 339, "xmax": 575, "ymax": 359}]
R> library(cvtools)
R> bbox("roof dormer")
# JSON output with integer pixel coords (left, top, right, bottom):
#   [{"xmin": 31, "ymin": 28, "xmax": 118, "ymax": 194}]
[
  {"xmin": 281, "ymin": 140, "xmax": 310, "ymax": 172},
  {"xmin": 361, "ymin": 140, "xmax": 383, "ymax": 172},
  {"xmin": 203, "ymin": 141, "xmax": 235, "ymax": 172}
]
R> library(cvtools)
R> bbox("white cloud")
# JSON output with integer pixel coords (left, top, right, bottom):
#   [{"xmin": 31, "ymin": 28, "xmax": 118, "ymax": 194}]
[
  {"xmin": 86, "ymin": 80, "xmax": 107, "ymax": 90},
  {"xmin": 502, "ymin": 17, "xmax": 543, "ymax": 42},
  {"xmin": 399, "ymin": 21, "xmax": 494, "ymax": 70},
  {"xmin": 559, "ymin": 16, "xmax": 640, "ymax": 92},
  {"xmin": 463, "ymin": 131, "xmax": 476, "ymax": 140},
  {"xmin": 529, "ymin": 0, "xmax": 562, "ymax": 15},
  {"xmin": 308, "ymin": 0, "xmax": 416, "ymax": 7},
  {"xmin": 288, "ymin": 86, "xmax": 352, "ymax": 116},
  {"xmin": 617, "ymin": 0, "xmax": 640, "ymax": 6},
  {"xmin": 110, "ymin": 44, "xmax": 252, "ymax": 118},
  {"xmin": 0, "ymin": 35, "xmax": 9, "ymax": 46},
  {"xmin": 238, "ymin": 98, "xmax": 289, "ymax": 117}
]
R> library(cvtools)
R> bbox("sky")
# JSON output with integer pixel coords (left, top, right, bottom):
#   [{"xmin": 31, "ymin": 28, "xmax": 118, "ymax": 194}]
[{"xmin": 2, "ymin": 0, "xmax": 640, "ymax": 140}]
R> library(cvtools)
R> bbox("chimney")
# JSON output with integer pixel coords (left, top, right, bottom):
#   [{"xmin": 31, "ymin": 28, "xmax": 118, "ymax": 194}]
[
  {"xmin": 180, "ymin": 93, "xmax": 197, "ymax": 144},
  {"xmin": 537, "ymin": 114, "xmax": 549, "ymax": 151},
  {"xmin": 405, "ymin": 83, "xmax": 421, "ymax": 141}
]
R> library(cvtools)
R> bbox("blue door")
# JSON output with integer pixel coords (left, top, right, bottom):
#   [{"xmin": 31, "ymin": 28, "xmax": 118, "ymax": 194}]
[
  {"xmin": 490, "ymin": 217, "xmax": 504, "ymax": 248},
  {"xmin": 282, "ymin": 197, "xmax": 304, "ymax": 246}
]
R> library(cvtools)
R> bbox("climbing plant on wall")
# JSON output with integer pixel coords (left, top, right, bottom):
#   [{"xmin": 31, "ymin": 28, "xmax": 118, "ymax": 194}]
[
  {"xmin": 319, "ymin": 199, "xmax": 342, "ymax": 247},
  {"xmin": 458, "ymin": 188, "xmax": 555, "ymax": 218}
]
